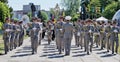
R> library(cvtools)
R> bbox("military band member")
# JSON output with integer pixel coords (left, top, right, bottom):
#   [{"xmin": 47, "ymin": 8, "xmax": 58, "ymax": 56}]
[
  {"xmin": 9, "ymin": 19, "xmax": 15, "ymax": 50},
  {"xmin": 74, "ymin": 21, "xmax": 80, "ymax": 47},
  {"xmin": 63, "ymin": 16, "xmax": 74, "ymax": 56},
  {"xmin": 29, "ymin": 17, "xmax": 40, "ymax": 54},
  {"xmin": 74, "ymin": 19, "xmax": 83, "ymax": 48},
  {"xmin": 19, "ymin": 21, "xmax": 24, "ymax": 46},
  {"xmin": 55, "ymin": 16, "xmax": 64, "ymax": 54},
  {"xmin": 37, "ymin": 18, "xmax": 43, "ymax": 45},
  {"xmin": 2, "ymin": 18, "xmax": 11, "ymax": 54},
  {"xmin": 14, "ymin": 21, "xmax": 21, "ymax": 48},
  {"xmin": 94, "ymin": 21, "xmax": 100, "ymax": 47},
  {"xmin": 110, "ymin": 21, "xmax": 119, "ymax": 54},
  {"xmin": 105, "ymin": 21, "xmax": 112, "ymax": 52},
  {"xmin": 84, "ymin": 19, "xmax": 94, "ymax": 55},
  {"xmin": 79, "ymin": 21, "xmax": 84, "ymax": 49},
  {"xmin": 51, "ymin": 20, "xmax": 55, "ymax": 41},
  {"xmin": 99, "ymin": 21, "xmax": 106, "ymax": 50},
  {"xmin": 46, "ymin": 21, "xmax": 52, "ymax": 44}
]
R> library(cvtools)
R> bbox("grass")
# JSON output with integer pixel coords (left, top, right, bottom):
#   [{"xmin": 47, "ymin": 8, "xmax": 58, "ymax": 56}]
[
  {"xmin": 0, "ymin": 43, "xmax": 4, "ymax": 54},
  {"xmin": 0, "ymin": 35, "xmax": 4, "ymax": 54},
  {"xmin": 118, "ymin": 34, "xmax": 120, "ymax": 54}
]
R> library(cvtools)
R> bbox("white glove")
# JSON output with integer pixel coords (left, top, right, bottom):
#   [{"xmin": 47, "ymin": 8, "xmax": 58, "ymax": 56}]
[
  {"xmin": 5, "ymin": 29, "xmax": 10, "ymax": 32},
  {"xmin": 114, "ymin": 29, "xmax": 118, "ymax": 33},
  {"xmin": 17, "ymin": 29, "xmax": 21, "ymax": 31},
  {"xmin": 60, "ymin": 29, "xmax": 63, "ymax": 31},
  {"xmin": 77, "ymin": 32, "xmax": 80, "ymax": 36},
  {"xmin": 89, "ymin": 30, "xmax": 92, "ymax": 33},
  {"xmin": 33, "ymin": 27, "xmax": 37, "ymax": 30}
]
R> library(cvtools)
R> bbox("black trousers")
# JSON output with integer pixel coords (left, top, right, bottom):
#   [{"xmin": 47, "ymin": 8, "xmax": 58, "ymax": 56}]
[
  {"xmin": 42, "ymin": 31, "xmax": 45, "ymax": 39},
  {"xmin": 52, "ymin": 30, "xmax": 55, "ymax": 40}
]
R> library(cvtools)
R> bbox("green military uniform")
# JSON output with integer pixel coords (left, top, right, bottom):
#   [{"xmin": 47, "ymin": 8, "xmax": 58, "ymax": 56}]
[
  {"xmin": 46, "ymin": 22, "xmax": 52, "ymax": 44},
  {"xmin": 55, "ymin": 21, "xmax": 64, "ymax": 54},
  {"xmin": 84, "ymin": 24, "xmax": 94, "ymax": 54},
  {"xmin": 3, "ymin": 23, "xmax": 11, "ymax": 54},
  {"xmin": 110, "ymin": 23, "xmax": 119, "ymax": 54},
  {"xmin": 29, "ymin": 22, "xmax": 40, "ymax": 54},
  {"xmin": 19, "ymin": 22, "xmax": 24, "ymax": 46},
  {"xmin": 105, "ymin": 22, "xmax": 112, "ymax": 52},
  {"xmin": 94, "ymin": 24, "xmax": 100, "ymax": 47}
]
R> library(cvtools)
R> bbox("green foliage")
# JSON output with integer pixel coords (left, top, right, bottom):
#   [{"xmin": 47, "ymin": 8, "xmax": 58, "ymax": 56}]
[
  {"xmin": 103, "ymin": 1, "xmax": 119, "ymax": 19},
  {"xmin": 9, "ymin": 7, "xmax": 13, "ymax": 18},
  {"xmin": 61, "ymin": 0, "xmax": 80, "ymax": 21},
  {"xmin": 37, "ymin": 11, "xmax": 48, "ymax": 22},
  {"xmin": 27, "ymin": 12, "xmax": 32, "ymax": 21},
  {"xmin": 0, "ymin": 0, "xmax": 8, "ymax": 3},
  {"xmin": 0, "ymin": 22, "xmax": 3, "ymax": 30},
  {"xmin": 0, "ymin": 2, "xmax": 10, "ymax": 23},
  {"xmin": 87, "ymin": 0, "xmax": 101, "ymax": 19}
]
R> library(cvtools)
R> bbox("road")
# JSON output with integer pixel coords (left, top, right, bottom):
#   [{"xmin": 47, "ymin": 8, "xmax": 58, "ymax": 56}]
[{"xmin": 0, "ymin": 36, "xmax": 120, "ymax": 62}]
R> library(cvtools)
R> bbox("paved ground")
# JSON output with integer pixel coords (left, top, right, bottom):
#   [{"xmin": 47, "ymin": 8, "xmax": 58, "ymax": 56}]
[{"xmin": 0, "ymin": 36, "xmax": 120, "ymax": 62}]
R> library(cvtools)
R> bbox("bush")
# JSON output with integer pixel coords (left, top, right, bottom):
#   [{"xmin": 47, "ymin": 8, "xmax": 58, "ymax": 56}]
[
  {"xmin": 0, "ymin": 22, "xmax": 3, "ymax": 30},
  {"xmin": 0, "ymin": 2, "xmax": 10, "ymax": 23},
  {"xmin": 103, "ymin": 1, "xmax": 119, "ymax": 19}
]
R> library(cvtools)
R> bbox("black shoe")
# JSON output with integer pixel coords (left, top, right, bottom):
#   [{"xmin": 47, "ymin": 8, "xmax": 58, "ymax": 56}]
[
  {"xmin": 5, "ymin": 52, "xmax": 7, "ymax": 54},
  {"xmin": 112, "ymin": 52, "xmax": 114, "ymax": 54},
  {"xmin": 101, "ymin": 48, "xmax": 103, "ymax": 50},
  {"xmin": 81, "ymin": 47, "xmax": 83, "ymax": 49},
  {"xmin": 59, "ymin": 52, "xmax": 62, "ymax": 54},
  {"xmin": 90, "ymin": 50, "xmax": 92, "ymax": 52},
  {"xmin": 87, "ymin": 52, "xmax": 89, "ymax": 55},
  {"xmin": 65, "ymin": 54, "xmax": 69, "ymax": 56},
  {"xmin": 107, "ymin": 50, "xmax": 109, "ymax": 52},
  {"xmin": 62, "ymin": 49, "xmax": 64, "ymax": 51},
  {"xmin": 32, "ymin": 52, "xmax": 34, "ymax": 54},
  {"xmin": 96, "ymin": 45, "xmax": 98, "ymax": 48}
]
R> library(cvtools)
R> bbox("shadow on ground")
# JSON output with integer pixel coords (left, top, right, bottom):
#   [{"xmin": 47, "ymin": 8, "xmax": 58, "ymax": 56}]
[{"xmin": 11, "ymin": 46, "xmax": 32, "ymax": 57}]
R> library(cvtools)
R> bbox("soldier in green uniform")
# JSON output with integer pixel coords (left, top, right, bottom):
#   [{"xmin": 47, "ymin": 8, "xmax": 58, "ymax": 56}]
[
  {"xmin": 110, "ymin": 21, "xmax": 119, "ymax": 54},
  {"xmin": 84, "ymin": 19, "xmax": 94, "ymax": 55},
  {"xmin": 19, "ymin": 21, "xmax": 24, "ymax": 46},
  {"xmin": 99, "ymin": 21, "xmax": 106, "ymax": 50},
  {"xmin": 9, "ymin": 19, "xmax": 15, "ymax": 50},
  {"xmin": 63, "ymin": 16, "xmax": 74, "ymax": 56},
  {"xmin": 37, "ymin": 18, "xmax": 43, "ymax": 45},
  {"xmin": 29, "ymin": 17, "xmax": 40, "ymax": 54},
  {"xmin": 55, "ymin": 16, "xmax": 64, "ymax": 54},
  {"xmin": 105, "ymin": 21, "xmax": 112, "ymax": 52},
  {"xmin": 94, "ymin": 21, "xmax": 101, "ymax": 47},
  {"xmin": 2, "ymin": 18, "xmax": 11, "ymax": 54},
  {"xmin": 46, "ymin": 21, "xmax": 52, "ymax": 45},
  {"xmin": 74, "ymin": 20, "xmax": 80, "ymax": 47},
  {"xmin": 14, "ymin": 21, "xmax": 21, "ymax": 48}
]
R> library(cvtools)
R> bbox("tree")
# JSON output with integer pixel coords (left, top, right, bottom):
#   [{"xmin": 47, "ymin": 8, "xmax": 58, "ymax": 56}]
[
  {"xmin": 0, "ymin": 2, "xmax": 10, "ymax": 23},
  {"xmin": 37, "ymin": 10, "xmax": 43, "ymax": 20},
  {"xmin": 103, "ymin": 1, "xmax": 120, "ymax": 19},
  {"xmin": 27, "ymin": 12, "xmax": 32, "ymax": 21},
  {"xmin": 9, "ymin": 7, "xmax": 13, "ymax": 18},
  {"xmin": 0, "ymin": 0, "xmax": 8, "ymax": 3},
  {"xmin": 87, "ymin": 0, "xmax": 100, "ymax": 19},
  {"xmin": 61, "ymin": 0, "xmax": 81, "ymax": 20},
  {"xmin": 99, "ymin": 0, "xmax": 119, "ymax": 13},
  {"xmin": 37, "ymin": 11, "xmax": 48, "ymax": 22}
]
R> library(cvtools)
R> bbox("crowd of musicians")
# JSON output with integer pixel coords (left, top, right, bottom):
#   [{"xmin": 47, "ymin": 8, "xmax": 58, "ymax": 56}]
[{"xmin": 2, "ymin": 16, "xmax": 120, "ymax": 56}]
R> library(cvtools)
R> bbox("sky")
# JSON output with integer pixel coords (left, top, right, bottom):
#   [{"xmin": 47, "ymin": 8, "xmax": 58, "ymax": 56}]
[{"xmin": 8, "ymin": 0, "xmax": 61, "ymax": 11}]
